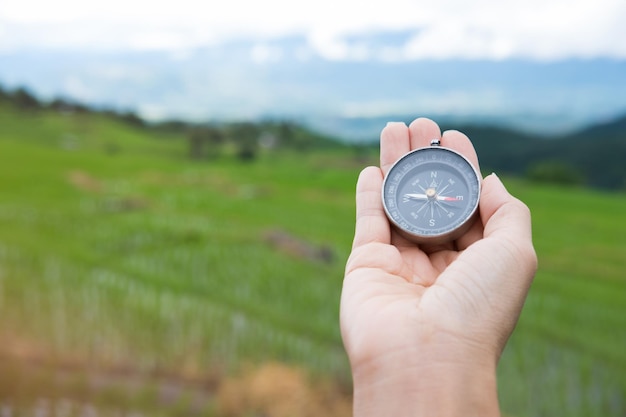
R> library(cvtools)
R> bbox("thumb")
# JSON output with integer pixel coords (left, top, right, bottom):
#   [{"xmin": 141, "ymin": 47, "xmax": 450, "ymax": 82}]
[
  {"xmin": 445, "ymin": 174, "xmax": 537, "ymax": 352},
  {"xmin": 480, "ymin": 173, "xmax": 534, "ymax": 246},
  {"xmin": 475, "ymin": 174, "xmax": 538, "ymax": 301}
]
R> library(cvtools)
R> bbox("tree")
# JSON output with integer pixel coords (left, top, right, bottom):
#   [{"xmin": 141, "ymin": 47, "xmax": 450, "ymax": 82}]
[
  {"xmin": 187, "ymin": 126, "xmax": 225, "ymax": 160},
  {"xmin": 0, "ymin": 84, "xmax": 9, "ymax": 101},
  {"xmin": 527, "ymin": 161, "xmax": 584, "ymax": 186},
  {"xmin": 228, "ymin": 122, "xmax": 259, "ymax": 162},
  {"xmin": 11, "ymin": 87, "xmax": 40, "ymax": 110},
  {"xmin": 188, "ymin": 127, "xmax": 207, "ymax": 160},
  {"xmin": 118, "ymin": 111, "xmax": 145, "ymax": 128}
]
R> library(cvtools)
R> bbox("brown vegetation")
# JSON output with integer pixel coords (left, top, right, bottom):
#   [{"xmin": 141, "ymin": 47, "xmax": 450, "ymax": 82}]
[
  {"xmin": 67, "ymin": 170, "xmax": 102, "ymax": 193},
  {"xmin": 0, "ymin": 334, "xmax": 352, "ymax": 417},
  {"xmin": 216, "ymin": 362, "xmax": 351, "ymax": 417},
  {"xmin": 263, "ymin": 229, "xmax": 335, "ymax": 264}
]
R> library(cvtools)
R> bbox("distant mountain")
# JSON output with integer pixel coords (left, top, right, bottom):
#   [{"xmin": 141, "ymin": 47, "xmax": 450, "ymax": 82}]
[
  {"xmin": 1, "ymin": 37, "xmax": 626, "ymax": 136},
  {"xmin": 301, "ymin": 111, "xmax": 588, "ymax": 143},
  {"xmin": 0, "ymin": 72, "xmax": 626, "ymax": 190},
  {"xmin": 445, "ymin": 114, "xmax": 626, "ymax": 189},
  {"xmin": 569, "ymin": 113, "xmax": 626, "ymax": 140},
  {"xmin": 302, "ymin": 111, "xmax": 626, "ymax": 189}
]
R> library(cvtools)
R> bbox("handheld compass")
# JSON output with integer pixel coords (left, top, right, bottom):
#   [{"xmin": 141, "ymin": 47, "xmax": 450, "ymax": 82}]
[{"xmin": 381, "ymin": 139, "xmax": 481, "ymax": 244}]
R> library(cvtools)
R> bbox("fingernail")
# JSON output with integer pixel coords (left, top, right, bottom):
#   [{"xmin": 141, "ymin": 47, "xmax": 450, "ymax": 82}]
[
  {"xmin": 385, "ymin": 121, "xmax": 407, "ymax": 128},
  {"xmin": 487, "ymin": 172, "xmax": 507, "ymax": 189}
]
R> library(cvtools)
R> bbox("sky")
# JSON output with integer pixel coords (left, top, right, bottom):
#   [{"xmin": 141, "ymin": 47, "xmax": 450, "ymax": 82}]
[
  {"xmin": 2, "ymin": 0, "xmax": 626, "ymax": 137},
  {"xmin": 2, "ymin": 0, "xmax": 626, "ymax": 61}
]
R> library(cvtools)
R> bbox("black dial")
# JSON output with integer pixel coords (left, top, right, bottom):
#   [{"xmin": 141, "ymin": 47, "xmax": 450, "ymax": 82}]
[{"xmin": 382, "ymin": 141, "xmax": 481, "ymax": 244}]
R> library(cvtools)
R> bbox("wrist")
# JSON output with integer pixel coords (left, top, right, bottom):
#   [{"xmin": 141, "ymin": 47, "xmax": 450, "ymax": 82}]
[{"xmin": 351, "ymin": 346, "xmax": 500, "ymax": 417}]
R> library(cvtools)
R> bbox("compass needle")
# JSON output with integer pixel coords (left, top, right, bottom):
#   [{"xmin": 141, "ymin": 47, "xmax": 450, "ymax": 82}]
[
  {"xmin": 404, "ymin": 193, "xmax": 428, "ymax": 200},
  {"xmin": 437, "ymin": 195, "xmax": 461, "ymax": 202}
]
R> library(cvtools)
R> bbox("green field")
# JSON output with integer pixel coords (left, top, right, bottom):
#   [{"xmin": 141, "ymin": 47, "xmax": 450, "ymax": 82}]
[{"xmin": 0, "ymin": 103, "xmax": 625, "ymax": 416}]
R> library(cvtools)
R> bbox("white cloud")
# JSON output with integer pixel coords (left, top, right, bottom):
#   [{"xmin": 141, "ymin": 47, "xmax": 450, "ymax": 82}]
[
  {"xmin": 250, "ymin": 44, "xmax": 284, "ymax": 64},
  {"xmin": 63, "ymin": 75, "xmax": 94, "ymax": 101},
  {"xmin": 1, "ymin": 0, "xmax": 625, "ymax": 60}
]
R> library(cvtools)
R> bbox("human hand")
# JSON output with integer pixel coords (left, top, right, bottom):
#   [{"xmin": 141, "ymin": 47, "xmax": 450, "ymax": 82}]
[{"xmin": 340, "ymin": 118, "xmax": 537, "ymax": 416}]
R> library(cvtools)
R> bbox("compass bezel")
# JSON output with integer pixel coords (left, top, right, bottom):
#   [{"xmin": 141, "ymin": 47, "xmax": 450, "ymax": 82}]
[{"xmin": 381, "ymin": 145, "xmax": 481, "ymax": 245}]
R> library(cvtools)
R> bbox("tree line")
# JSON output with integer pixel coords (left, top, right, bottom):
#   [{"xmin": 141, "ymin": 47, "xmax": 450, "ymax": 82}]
[
  {"xmin": 441, "ymin": 121, "xmax": 626, "ymax": 190},
  {"xmin": 1, "ymin": 84, "xmax": 624, "ymax": 189},
  {"xmin": 0, "ymin": 84, "xmax": 346, "ymax": 163}
]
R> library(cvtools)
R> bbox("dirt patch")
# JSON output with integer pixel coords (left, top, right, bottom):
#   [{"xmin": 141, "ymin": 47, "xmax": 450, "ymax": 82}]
[
  {"xmin": 0, "ymin": 333, "xmax": 215, "ymax": 414},
  {"xmin": 67, "ymin": 170, "xmax": 102, "ymax": 193},
  {"xmin": 216, "ymin": 362, "xmax": 351, "ymax": 417},
  {"xmin": 263, "ymin": 229, "xmax": 335, "ymax": 264},
  {"xmin": 101, "ymin": 196, "xmax": 150, "ymax": 212},
  {"xmin": 0, "ymin": 335, "xmax": 351, "ymax": 417}
]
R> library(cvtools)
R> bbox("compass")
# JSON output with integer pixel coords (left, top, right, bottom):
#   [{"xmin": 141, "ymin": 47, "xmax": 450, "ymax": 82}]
[{"xmin": 381, "ymin": 139, "xmax": 481, "ymax": 244}]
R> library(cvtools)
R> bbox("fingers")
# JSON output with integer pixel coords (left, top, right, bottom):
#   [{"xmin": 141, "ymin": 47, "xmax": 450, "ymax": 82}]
[
  {"xmin": 380, "ymin": 122, "xmax": 410, "ymax": 175},
  {"xmin": 352, "ymin": 166, "xmax": 391, "ymax": 249},
  {"xmin": 440, "ymin": 129, "xmax": 480, "ymax": 173},
  {"xmin": 381, "ymin": 119, "xmax": 479, "ymax": 176},
  {"xmin": 380, "ymin": 118, "xmax": 442, "ymax": 175},
  {"xmin": 408, "ymin": 117, "xmax": 442, "ymax": 149}
]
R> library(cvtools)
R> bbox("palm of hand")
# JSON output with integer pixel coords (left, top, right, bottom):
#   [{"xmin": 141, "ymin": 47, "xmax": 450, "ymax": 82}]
[{"xmin": 342, "ymin": 236, "xmax": 491, "ymax": 372}]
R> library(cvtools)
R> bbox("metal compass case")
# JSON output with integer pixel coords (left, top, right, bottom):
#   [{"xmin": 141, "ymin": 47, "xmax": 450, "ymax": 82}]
[{"xmin": 382, "ymin": 139, "xmax": 481, "ymax": 245}]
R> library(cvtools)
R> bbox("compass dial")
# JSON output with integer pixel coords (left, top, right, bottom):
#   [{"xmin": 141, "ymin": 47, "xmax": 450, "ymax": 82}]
[{"xmin": 382, "ymin": 144, "xmax": 481, "ymax": 244}]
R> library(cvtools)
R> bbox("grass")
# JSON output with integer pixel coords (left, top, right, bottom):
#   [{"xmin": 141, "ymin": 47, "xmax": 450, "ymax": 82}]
[
  {"xmin": 495, "ymin": 181, "xmax": 626, "ymax": 416},
  {"xmin": 0, "ymin": 104, "xmax": 625, "ymax": 416}
]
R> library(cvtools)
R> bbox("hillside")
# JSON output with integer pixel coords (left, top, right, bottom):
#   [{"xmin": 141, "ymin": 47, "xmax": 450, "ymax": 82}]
[
  {"xmin": 0, "ymin": 91, "xmax": 625, "ymax": 416},
  {"xmin": 2, "ymin": 83, "xmax": 626, "ymax": 190},
  {"xmin": 312, "ymin": 112, "xmax": 626, "ymax": 189},
  {"xmin": 441, "ymin": 115, "xmax": 626, "ymax": 189},
  {"xmin": 306, "ymin": 111, "xmax": 626, "ymax": 190}
]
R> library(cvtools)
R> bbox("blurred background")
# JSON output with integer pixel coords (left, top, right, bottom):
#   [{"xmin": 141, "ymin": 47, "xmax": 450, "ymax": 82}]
[{"xmin": 0, "ymin": 1, "xmax": 625, "ymax": 416}]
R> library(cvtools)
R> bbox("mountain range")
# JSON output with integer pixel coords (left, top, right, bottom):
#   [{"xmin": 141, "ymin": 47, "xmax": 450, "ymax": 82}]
[
  {"xmin": 446, "ymin": 115, "xmax": 626, "ymax": 190},
  {"xmin": 1, "ymin": 35, "xmax": 626, "ymax": 140},
  {"xmin": 1, "ymin": 79, "xmax": 625, "ymax": 190}
]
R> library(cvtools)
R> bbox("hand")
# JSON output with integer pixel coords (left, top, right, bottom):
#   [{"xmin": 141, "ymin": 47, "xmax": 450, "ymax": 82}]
[{"xmin": 340, "ymin": 118, "xmax": 537, "ymax": 416}]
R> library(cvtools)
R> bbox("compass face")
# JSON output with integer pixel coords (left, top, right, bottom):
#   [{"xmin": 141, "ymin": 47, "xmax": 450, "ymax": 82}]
[{"xmin": 382, "ymin": 146, "xmax": 481, "ymax": 244}]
